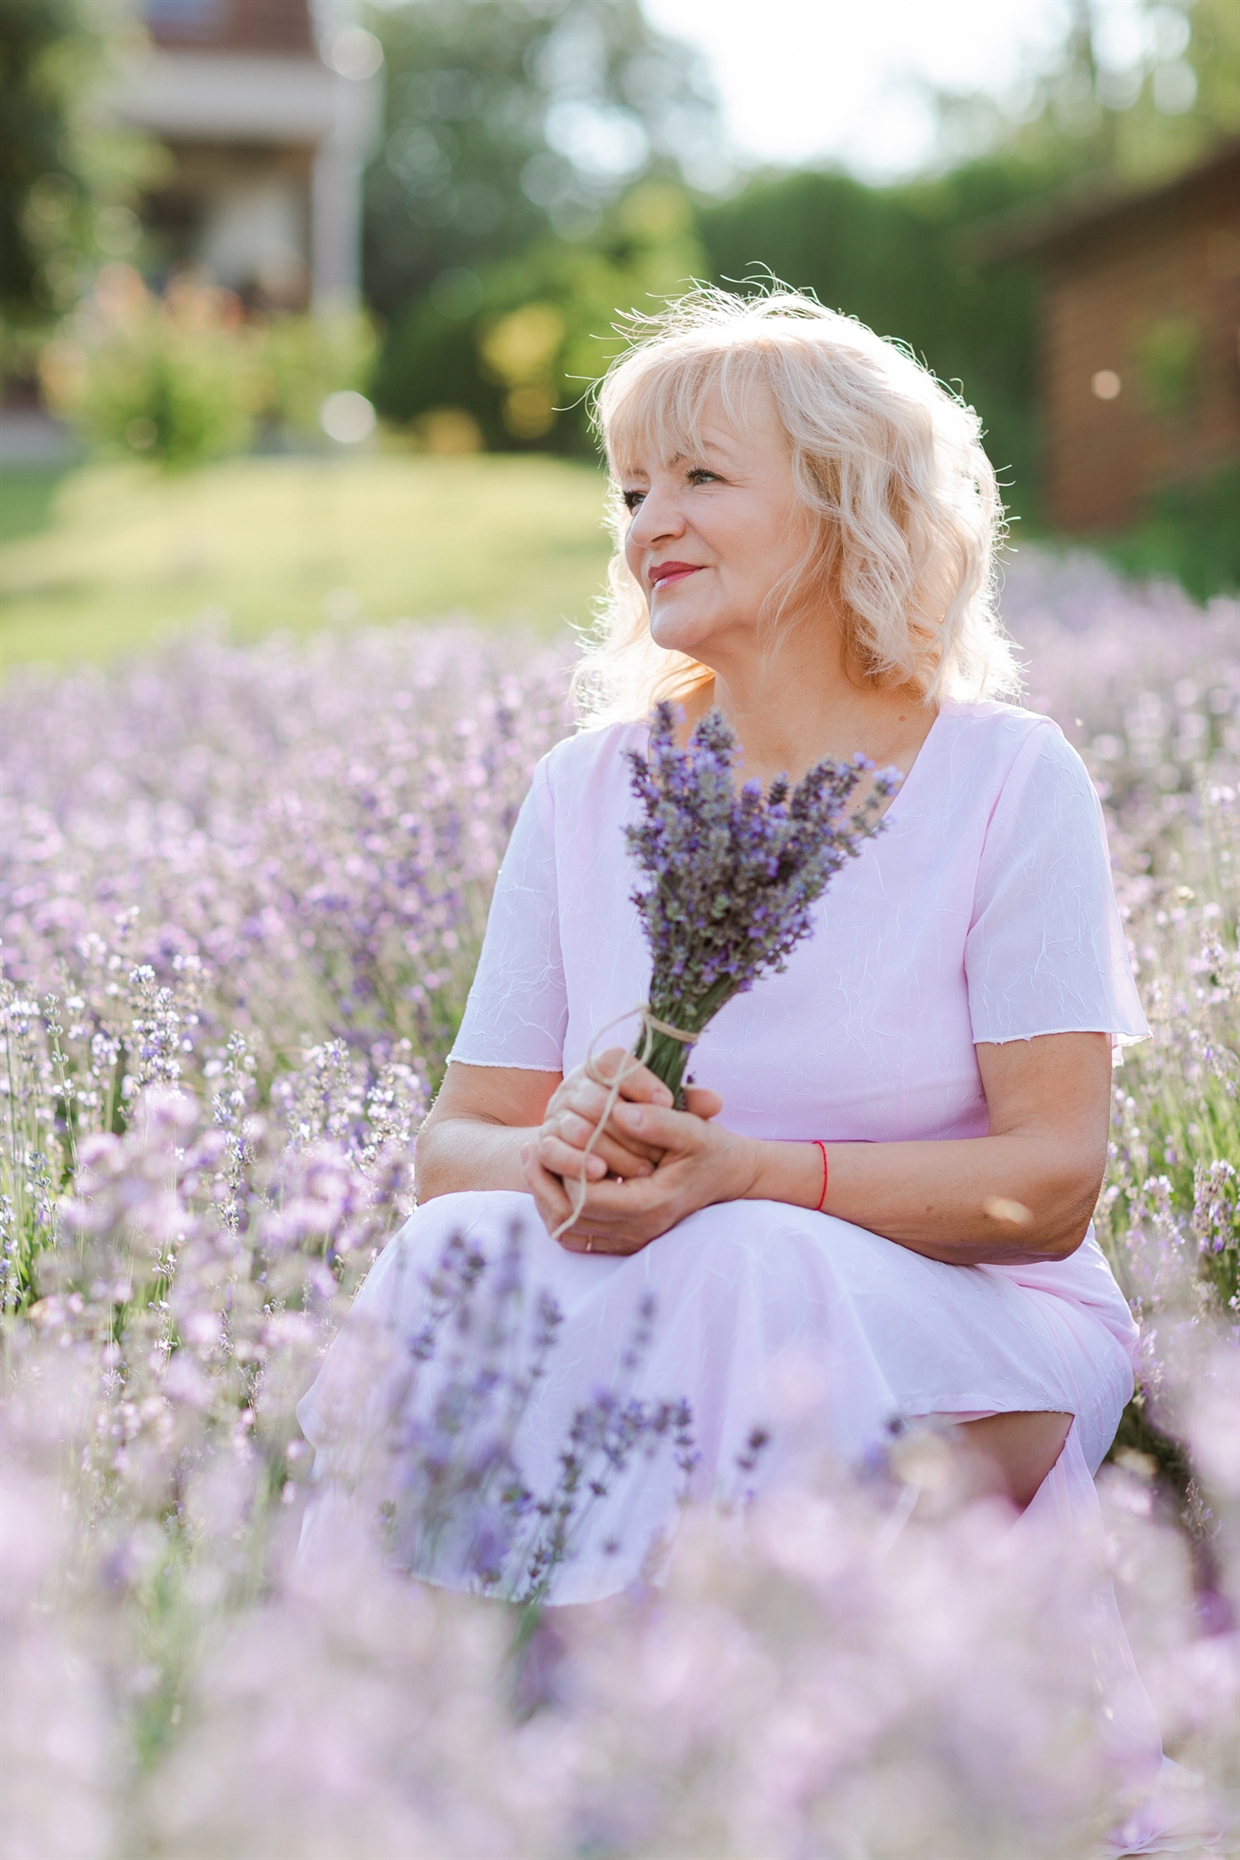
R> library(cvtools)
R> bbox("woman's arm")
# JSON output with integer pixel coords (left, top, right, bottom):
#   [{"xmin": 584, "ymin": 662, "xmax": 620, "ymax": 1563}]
[
  {"xmin": 754, "ymin": 1033, "xmax": 1112, "ymax": 1263},
  {"xmin": 526, "ymin": 1031, "xmax": 1112, "ymax": 1266},
  {"xmin": 415, "ymin": 1065, "xmax": 559, "ymax": 1200}
]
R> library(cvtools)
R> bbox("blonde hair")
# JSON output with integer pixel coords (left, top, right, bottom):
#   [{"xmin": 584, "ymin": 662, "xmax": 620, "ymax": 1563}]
[{"xmin": 572, "ymin": 284, "xmax": 1017, "ymax": 723}]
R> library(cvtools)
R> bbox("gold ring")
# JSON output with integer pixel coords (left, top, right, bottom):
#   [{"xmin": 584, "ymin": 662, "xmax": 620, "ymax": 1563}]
[{"xmin": 584, "ymin": 1237, "xmax": 593, "ymax": 1252}]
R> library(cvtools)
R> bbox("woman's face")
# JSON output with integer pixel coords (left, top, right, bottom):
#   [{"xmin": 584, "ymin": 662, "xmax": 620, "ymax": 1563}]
[{"xmin": 619, "ymin": 385, "xmax": 813, "ymax": 665}]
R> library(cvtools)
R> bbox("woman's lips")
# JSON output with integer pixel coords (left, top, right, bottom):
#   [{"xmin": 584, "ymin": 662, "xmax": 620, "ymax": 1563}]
[{"xmin": 650, "ymin": 562, "xmax": 702, "ymax": 590}]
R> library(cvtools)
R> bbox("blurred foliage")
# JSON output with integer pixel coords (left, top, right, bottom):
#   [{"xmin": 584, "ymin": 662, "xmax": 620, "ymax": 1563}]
[
  {"xmin": 363, "ymin": 0, "xmax": 722, "ymax": 321},
  {"xmin": 933, "ymin": 0, "xmax": 1240, "ymax": 191},
  {"xmin": 40, "ymin": 265, "xmax": 268, "ymax": 469},
  {"xmin": 262, "ymin": 308, "xmax": 379, "ymax": 436},
  {"xmin": 694, "ymin": 160, "xmax": 1049, "ymax": 519},
  {"xmin": 38, "ymin": 265, "xmax": 380, "ymax": 468},
  {"xmin": 1102, "ymin": 463, "xmax": 1240, "ymax": 601},
  {"xmin": 1133, "ymin": 314, "xmax": 1203, "ymax": 418},
  {"xmin": 0, "ymin": 0, "xmax": 157, "ymax": 325},
  {"xmin": 374, "ymin": 180, "xmax": 703, "ymax": 452}
]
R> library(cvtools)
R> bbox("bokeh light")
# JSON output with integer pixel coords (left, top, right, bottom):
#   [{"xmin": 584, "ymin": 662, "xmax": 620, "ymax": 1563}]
[{"xmin": 319, "ymin": 390, "xmax": 377, "ymax": 444}]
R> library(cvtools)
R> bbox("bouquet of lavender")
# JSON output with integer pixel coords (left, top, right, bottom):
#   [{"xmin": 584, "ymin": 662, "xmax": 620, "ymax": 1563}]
[{"xmin": 624, "ymin": 702, "xmax": 900, "ymax": 1104}]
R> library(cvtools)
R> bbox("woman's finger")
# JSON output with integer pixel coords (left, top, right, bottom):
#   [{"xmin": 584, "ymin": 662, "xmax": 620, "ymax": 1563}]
[
  {"xmin": 539, "ymin": 1130, "xmax": 654, "ymax": 1183},
  {"xmin": 563, "ymin": 1053, "xmax": 673, "ymax": 1118},
  {"xmin": 523, "ymin": 1143, "xmax": 655, "ymax": 1245},
  {"xmin": 556, "ymin": 1108, "xmax": 627, "ymax": 1155},
  {"xmin": 524, "ymin": 1151, "xmax": 641, "ymax": 1253},
  {"xmin": 587, "ymin": 1048, "xmax": 675, "ymax": 1107},
  {"xmin": 525, "ymin": 1143, "xmax": 641, "ymax": 1231},
  {"xmin": 557, "ymin": 1230, "xmax": 638, "ymax": 1257},
  {"xmin": 684, "ymin": 1085, "xmax": 724, "ymax": 1120},
  {"xmin": 556, "ymin": 1089, "xmax": 665, "ymax": 1165},
  {"xmin": 561, "ymin": 1172, "xmax": 666, "ymax": 1233},
  {"xmin": 537, "ymin": 1134, "xmax": 609, "ymax": 1182},
  {"xmin": 557, "ymin": 1073, "xmax": 632, "ymax": 1126},
  {"xmin": 551, "ymin": 1111, "xmax": 655, "ymax": 1176},
  {"xmin": 610, "ymin": 1100, "xmax": 705, "ymax": 1152},
  {"xmin": 522, "ymin": 1143, "xmax": 577, "ymax": 1230}
]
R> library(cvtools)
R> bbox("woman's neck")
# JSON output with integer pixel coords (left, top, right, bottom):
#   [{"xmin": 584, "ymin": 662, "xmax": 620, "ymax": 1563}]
[{"xmin": 680, "ymin": 622, "xmax": 935, "ymax": 791}]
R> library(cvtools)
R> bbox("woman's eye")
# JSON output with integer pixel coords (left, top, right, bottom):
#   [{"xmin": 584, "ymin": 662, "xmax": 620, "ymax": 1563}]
[
  {"xmin": 621, "ymin": 488, "xmax": 645, "ymax": 511},
  {"xmin": 686, "ymin": 468, "xmax": 720, "ymax": 487}
]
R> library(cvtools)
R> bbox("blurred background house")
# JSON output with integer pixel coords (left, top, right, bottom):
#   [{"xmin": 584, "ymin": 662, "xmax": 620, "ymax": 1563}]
[
  {"xmin": 986, "ymin": 138, "xmax": 1240, "ymax": 537},
  {"xmin": 109, "ymin": 0, "xmax": 382, "ymax": 309}
]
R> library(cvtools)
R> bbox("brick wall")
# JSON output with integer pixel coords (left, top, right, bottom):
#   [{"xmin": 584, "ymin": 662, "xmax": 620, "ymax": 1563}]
[{"xmin": 1041, "ymin": 159, "xmax": 1240, "ymax": 534}]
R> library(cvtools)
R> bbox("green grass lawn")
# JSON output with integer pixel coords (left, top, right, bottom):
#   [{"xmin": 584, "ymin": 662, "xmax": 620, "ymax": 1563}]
[
  {"xmin": 0, "ymin": 465, "xmax": 73, "ymax": 547},
  {"xmin": 0, "ymin": 452, "xmax": 615, "ymax": 670}
]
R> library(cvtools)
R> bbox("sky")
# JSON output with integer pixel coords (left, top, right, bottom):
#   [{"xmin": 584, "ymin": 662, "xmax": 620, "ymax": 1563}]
[{"xmin": 644, "ymin": 0, "xmax": 1153, "ymax": 180}]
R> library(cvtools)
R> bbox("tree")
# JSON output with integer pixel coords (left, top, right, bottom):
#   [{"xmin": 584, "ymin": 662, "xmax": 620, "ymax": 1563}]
[
  {"xmin": 695, "ymin": 162, "xmax": 1048, "ymax": 518},
  {"xmin": 363, "ymin": 0, "xmax": 722, "ymax": 320},
  {"xmin": 933, "ymin": 0, "xmax": 1240, "ymax": 190},
  {"xmin": 0, "ymin": 0, "xmax": 148, "ymax": 327},
  {"xmin": 374, "ymin": 178, "xmax": 705, "ymax": 452}
]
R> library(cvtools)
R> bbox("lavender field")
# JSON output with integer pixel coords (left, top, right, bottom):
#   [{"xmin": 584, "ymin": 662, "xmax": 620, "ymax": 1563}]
[{"xmin": 2, "ymin": 552, "xmax": 1237, "ymax": 1858}]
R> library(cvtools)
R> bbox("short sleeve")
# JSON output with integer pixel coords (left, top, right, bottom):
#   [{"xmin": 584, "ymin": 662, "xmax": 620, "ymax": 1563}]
[
  {"xmin": 965, "ymin": 722, "xmax": 1149, "ymax": 1048},
  {"xmin": 447, "ymin": 756, "xmax": 567, "ymax": 1070}
]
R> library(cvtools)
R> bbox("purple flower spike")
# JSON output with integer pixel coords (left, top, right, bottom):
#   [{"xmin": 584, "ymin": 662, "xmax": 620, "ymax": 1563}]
[{"xmin": 624, "ymin": 703, "xmax": 900, "ymax": 1102}]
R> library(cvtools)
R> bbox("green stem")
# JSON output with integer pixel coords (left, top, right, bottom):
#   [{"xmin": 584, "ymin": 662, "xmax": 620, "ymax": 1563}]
[
  {"xmin": 641, "ymin": 1030, "xmax": 694, "ymax": 1107},
  {"xmin": 642, "ymin": 977, "xmax": 741, "ymax": 1107}
]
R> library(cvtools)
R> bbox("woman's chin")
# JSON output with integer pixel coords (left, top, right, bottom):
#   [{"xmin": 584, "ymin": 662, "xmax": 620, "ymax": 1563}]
[{"xmin": 647, "ymin": 606, "xmax": 719, "ymax": 658}]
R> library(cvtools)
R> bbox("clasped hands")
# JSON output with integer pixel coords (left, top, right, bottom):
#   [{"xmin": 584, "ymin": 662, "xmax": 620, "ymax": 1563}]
[{"xmin": 520, "ymin": 1047, "xmax": 751, "ymax": 1255}]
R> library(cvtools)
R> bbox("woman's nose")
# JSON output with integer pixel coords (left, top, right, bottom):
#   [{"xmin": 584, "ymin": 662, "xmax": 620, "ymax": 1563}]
[{"xmin": 627, "ymin": 485, "xmax": 685, "ymax": 545}]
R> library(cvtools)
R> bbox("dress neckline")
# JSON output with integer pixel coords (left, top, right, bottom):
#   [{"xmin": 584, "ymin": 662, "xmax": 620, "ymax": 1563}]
[
  {"xmin": 878, "ymin": 702, "xmax": 949, "ymax": 829},
  {"xmin": 624, "ymin": 701, "xmax": 951, "ymax": 827}
]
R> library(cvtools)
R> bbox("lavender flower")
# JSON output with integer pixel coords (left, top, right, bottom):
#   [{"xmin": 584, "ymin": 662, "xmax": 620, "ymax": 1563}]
[
  {"xmin": 625, "ymin": 702, "xmax": 900, "ymax": 1101},
  {"xmin": 0, "ymin": 565, "xmax": 1235, "ymax": 1854},
  {"xmin": 382, "ymin": 1228, "xmax": 698, "ymax": 1603}
]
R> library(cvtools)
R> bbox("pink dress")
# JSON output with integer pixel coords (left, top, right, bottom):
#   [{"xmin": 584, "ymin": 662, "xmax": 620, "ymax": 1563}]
[{"xmin": 299, "ymin": 700, "xmax": 1149, "ymax": 1609}]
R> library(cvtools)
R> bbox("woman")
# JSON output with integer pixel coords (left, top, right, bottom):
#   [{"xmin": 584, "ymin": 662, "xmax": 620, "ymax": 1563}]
[{"xmin": 299, "ymin": 289, "xmax": 1146, "ymax": 1617}]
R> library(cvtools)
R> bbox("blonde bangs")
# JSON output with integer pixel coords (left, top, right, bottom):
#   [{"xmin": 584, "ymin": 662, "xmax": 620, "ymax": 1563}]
[
  {"xmin": 571, "ymin": 284, "xmax": 1017, "ymax": 727},
  {"xmin": 601, "ymin": 335, "xmax": 772, "ymax": 482}
]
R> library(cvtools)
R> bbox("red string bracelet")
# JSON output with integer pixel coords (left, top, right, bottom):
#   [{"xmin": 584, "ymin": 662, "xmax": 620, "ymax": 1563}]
[{"xmin": 811, "ymin": 1139, "xmax": 829, "ymax": 1213}]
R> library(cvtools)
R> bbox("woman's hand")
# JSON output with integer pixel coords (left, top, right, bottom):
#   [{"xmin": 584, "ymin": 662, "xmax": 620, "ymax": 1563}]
[
  {"xmin": 523, "ymin": 1057, "xmax": 749, "ymax": 1254},
  {"xmin": 532, "ymin": 1048, "xmax": 674, "ymax": 1188}
]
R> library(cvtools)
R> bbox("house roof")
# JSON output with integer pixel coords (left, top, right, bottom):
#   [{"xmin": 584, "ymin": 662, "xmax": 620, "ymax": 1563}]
[{"xmin": 974, "ymin": 138, "xmax": 1240, "ymax": 266}]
